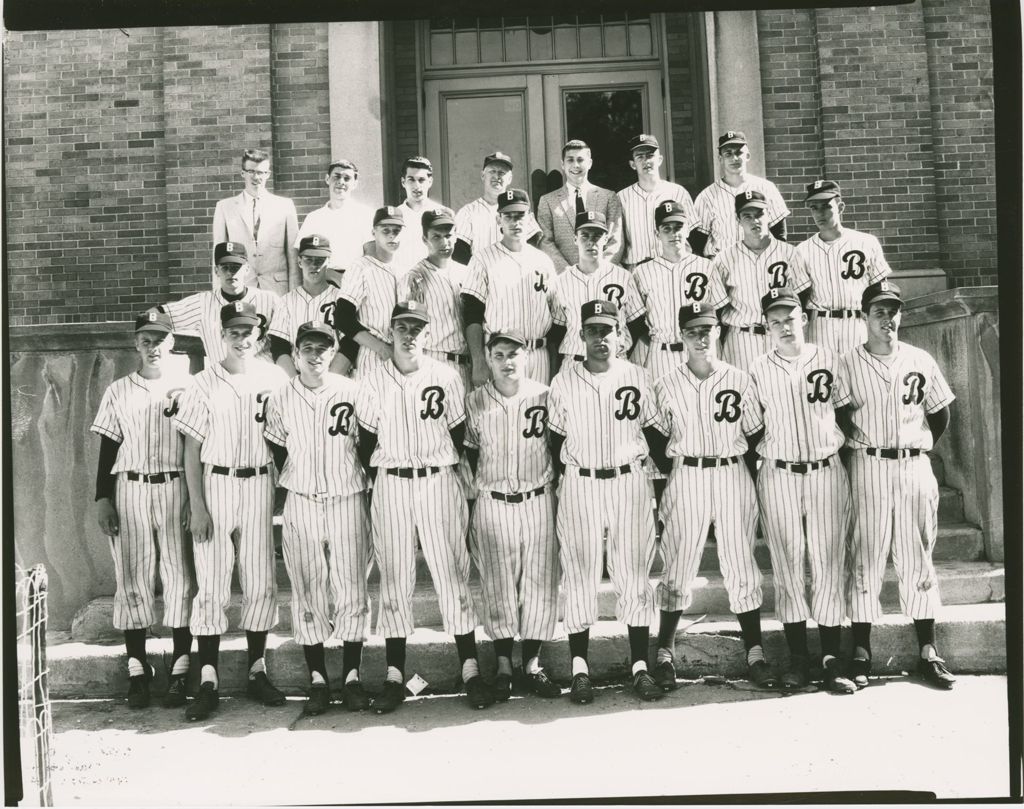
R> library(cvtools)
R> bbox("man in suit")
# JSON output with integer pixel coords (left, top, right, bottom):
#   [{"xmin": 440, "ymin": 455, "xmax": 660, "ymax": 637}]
[
  {"xmin": 212, "ymin": 148, "xmax": 299, "ymax": 296},
  {"xmin": 537, "ymin": 139, "xmax": 624, "ymax": 273}
]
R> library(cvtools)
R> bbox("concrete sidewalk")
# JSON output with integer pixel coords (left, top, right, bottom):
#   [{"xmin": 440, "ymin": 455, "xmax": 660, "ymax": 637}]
[{"xmin": 19, "ymin": 675, "xmax": 1013, "ymax": 805}]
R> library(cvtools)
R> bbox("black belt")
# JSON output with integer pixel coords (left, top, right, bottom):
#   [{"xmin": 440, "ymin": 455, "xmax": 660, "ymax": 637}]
[
  {"xmin": 434, "ymin": 350, "xmax": 470, "ymax": 366},
  {"xmin": 524, "ymin": 338, "xmax": 546, "ymax": 349},
  {"xmin": 737, "ymin": 324, "xmax": 767, "ymax": 335},
  {"xmin": 578, "ymin": 464, "xmax": 632, "ymax": 479},
  {"xmin": 569, "ymin": 354, "xmax": 585, "ymax": 362},
  {"xmin": 679, "ymin": 456, "xmax": 739, "ymax": 469},
  {"xmin": 387, "ymin": 466, "xmax": 442, "ymax": 478},
  {"xmin": 774, "ymin": 457, "xmax": 832, "ymax": 474},
  {"xmin": 817, "ymin": 308, "xmax": 862, "ymax": 319},
  {"xmin": 211, "ymin": 464, "xmax": 270, "ymax": 478},
  {"xmin": 489, "ymin": 486, "xmax": 546, "ymax": 504},
  {"xmin": 126, "ymin": 471, "xmax": 182, "ymax": 484},
  {"xmin": 660, "ymin": 342, "xmax": 687, "ymax": 352},
  {"xmin": 866, "ymin": 447, "xmax": 922, "ymax": 460}
]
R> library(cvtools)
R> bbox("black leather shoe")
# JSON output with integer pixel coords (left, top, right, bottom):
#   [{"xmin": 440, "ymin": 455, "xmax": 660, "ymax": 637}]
[
  {"xmin": 493, "ymin": 672, "xmax": 512, "ymax": 702},
  {"xmin": 126, "ymin": 665, "xmax": 153, "ymax": 709},
  {"xmin": 823, "ymin": 658, "xmax": 857, "ymax": 694},
  {"xmin": 569, "ymin": 672, "xmax": 594, "ymax": 705},
  {"xmin": 185, "ymin": 682, "xmax": 219, "ymax": 722},
  {"xmin": 303, "ymin": 683, "xmax": 331, "ymax": 716},
  {"xmin": 372, "ymin": 680, "xmax": 405, "ymax": 714},
  {"xmin": 747, "ymin": 659, "xmax": 778, "ymax": 689},
  {"xmin": 781, "ymin": 654, "xmax": 810, "ymax": 690},
  {"xmin": 247, "ymin": 671, "xmax": 287, "ymax": 706},
  {"xmin": 525, "ymin": 670, "xmax": 562, "ymax": 698},
  {"xmin": 340, "ymin": 680, "xmax": 372, "ymax": 712},
  {"xmin": 465, "ymin": 675, "xmax": 494, "ymax": 709},
  {"xmin": 163, "ymin": 674, "xmax": 188, "ymax": 708},
  {"xmin": 632, "ymin": 670, "xmax": 664, "ymax": 701},
  {"xmin": 652, "ymin": 659, "xmax": 679, "ymax": 691},
  {"xmin": 849, "ymin": 657, "xmax": 871, "ymax": 689},
  {"xmin": 917, "ymin": 656, "xmax": 956, "ymax": 690}
]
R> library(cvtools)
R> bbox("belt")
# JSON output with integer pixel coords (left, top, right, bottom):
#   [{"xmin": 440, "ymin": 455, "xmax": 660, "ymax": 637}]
[
  {"xmin": 578, "ymin": 464, "xmax": 632, "ymax": 479},
  {"xmin": 210, "ymin": 464, "xmax": 270, "ymax": 478},
  {"xmin": 523, "ymin": 338, "xmax": 546, "ymax": 350},
  {"xmin": 737, "ymin": 324, "xmax": 767, "ymax": 335},
  {"xmin": 774, "ymin": 457, "xmax": 832, "ymax": 474},
  {"xmin": 430, "ymin": 350, "xmax": 470, "ymax": 367},
  {"xmin": 569, "ymin": 354, "xmax": 585, "ymax": 362},
  {"xmin": 488, "ymin": 486, "xmax": 546, "ymax": 504},
  {"xmin": 866, "ymin": 447, "xmax": 922, "ymax": 460},
  {"xmin": 386, "ymin": 466, "xmax": 442, "ymax": 478},
  {"xmin": 679, "ymin": 455, "xmax": 739, "ymax": 469},
  {"xmin": 125, "ymin": 471, "xmax": 182, "ymax": 484},
  {"xmin": 660, "ymin": 342, "xmax": 687, "ymax": 352},
  {"xmin": 817, "ymin": 308, "xmax": 862, "ymax": 319}
]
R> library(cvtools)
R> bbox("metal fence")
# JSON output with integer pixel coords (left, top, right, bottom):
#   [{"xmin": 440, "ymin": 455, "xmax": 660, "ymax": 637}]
[{"xmin": 16, "ymin": 564, "xmax": 54, "ymax": 807}]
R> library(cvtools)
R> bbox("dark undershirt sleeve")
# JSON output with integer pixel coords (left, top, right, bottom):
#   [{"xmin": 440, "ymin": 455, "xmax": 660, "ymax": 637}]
[
  {"xmin": 95, "ymin": 435, "xmax": 121, "ymax": 501},
  {"xmin": 461, "ymin": 293, "xmax": 485, "ymax": 327}
]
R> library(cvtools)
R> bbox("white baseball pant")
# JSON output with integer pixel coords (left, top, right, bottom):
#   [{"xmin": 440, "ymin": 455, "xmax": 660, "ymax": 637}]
[
  {"xmin": 723, "ymin": 329, "xmax": 772, "ymax": 374},
  {"xmin": 806, "ymin": 313, "xmax": 867, "ymax": 356}
]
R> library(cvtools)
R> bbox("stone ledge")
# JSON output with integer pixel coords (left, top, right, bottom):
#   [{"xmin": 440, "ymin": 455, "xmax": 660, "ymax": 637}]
[
  {"xmin": 8, "ymin": 322, "xmax": 205, "ymax": 355},
  {"xmin": 901, "ymin": 285, "xmax": 998, "ymax": 326}
]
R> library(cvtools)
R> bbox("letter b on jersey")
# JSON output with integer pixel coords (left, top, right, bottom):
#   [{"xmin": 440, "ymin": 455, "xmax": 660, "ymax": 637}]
[
  {"xmin": 420, "ymin": 385, "xmax": 446, "ymax": 420},
  {"xmin": 613, "ymin": 386, "xmax": 641, "ymax": 420},
  {"xmin": 902, "ymin": 372, "xmax": 926, "ymax": 405},
  {"xmin": 713, "ymin": 389, "xmax": 741, "ymax": 423},
  {"xmin": 328, "ymin": 401, "xmax": 354, "ymax": 436},
  {"xmin": 163, "ymin": 387, "xmax": 185, "ymax": 418},
  {"xmin": 522, "ymin": 405, "xmax": 547, "ymax": 438},
  {"xmin": 806, "ymin": 369, "xmax": 834, "ymax": 403}
]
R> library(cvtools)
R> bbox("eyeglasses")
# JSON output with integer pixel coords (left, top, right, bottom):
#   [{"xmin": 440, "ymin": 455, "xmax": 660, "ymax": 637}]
[{"xmin": 243, "ymin": 169, "xmax": 271, "ymax": 178}]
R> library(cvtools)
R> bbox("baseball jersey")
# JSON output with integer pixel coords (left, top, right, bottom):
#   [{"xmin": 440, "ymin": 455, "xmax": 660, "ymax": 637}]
[
  {"xmin": 617, "ymin": 180, "xmax": 696, "ymax": 265},
  {"xmin": 172, "ymin": 361, "xmax": 288, "ymax": 467},
  {"xmin": 796, "ymin": 228, "xmax": 892, "ymax": 311},
  {"xmin": 391, "ymin": 199, "xmax": 442, "ymax": 272},
  {"xmin": 465, "ymin": 378, "xmax": 553, "ymax": 494},
  {"xmin": 354, "ymin": 357, "xmax": 466, "ymax": 468},
  {"xmin": 453, "ymin": 197, "xmax": 541, "ymax": 255},
  {"xmin": 710, "ymin": 238, "xmax": 811, "ymax": 327},
  {"xmin": 396, "ymin": 258, "xmax": 468, "ymax": 355},
  {"xmin": 549, "ymin": 263, "xmax": 641, "ymax": 358},
  {"xmin": 652, "ymin": 360, "xmax": 763, "ymax": 458},
  {"xmin": 263, "ymin": 373, "xmax": 368, "ymax": 497},
  {"xmin": 839, "ymin": 342, "xmax": 955, "ymax": 451},
  {"xmin": 548, "ymin": 358, "xmax": 657, "ymax": 468},
  {"xmin": 164, "ymin": 288, "xmax": 279, "ymax": 364},
  {"xmin": 268, "ymin": 284, "xmax": 344, "ymax": 344},
  {"xmin": 462, "ymin": 242, "xmax": 556, "ymax": 341},
  {"xmin": 630, "ymin": 255, "xmax": 728, "ymax": 345},
  {"xmin": 90, "ymin": 371, "xmax": 190, "ymax": 473},
  {"xmin": 337, "ymin": 254, "xmax": 406, "ymax": 342},
  {"xmin": 692, "ymin": 176, "xmax": 791, "ymax": 257},
  {"xmin": 295, "ymin": 201, "xmax": 375, "ymax": 270},
  {"xmin": 748, "ymin": 345, "xmax": 850, "ymax": 461}
]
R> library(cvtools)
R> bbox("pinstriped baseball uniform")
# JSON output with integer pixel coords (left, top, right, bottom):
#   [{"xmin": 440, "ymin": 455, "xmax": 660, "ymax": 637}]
[
  {"xmin": 692, "ymin": 177, "xmax": 791, "ymax": 258},
  {"xmin": 164, "ymin": 288, "xmax": 279, "ymax": 364},
  {"xmin": 91, "ymin": 371, "xmax": 192, "ymax": 631},
  {"xmin": 549, "ymin": 263, "xmax": 640, "ymax": 361},
  {"xmin": 453, "ymin": 197, "xmax": 541, "ymax": 254},
  {"xmin": 748, "ymin": 345, "xmax": 851, "ymax": 626},
  {"xmin": 463, "ymin": 242, "xmax": 556, "ymax": 383},
  {"xmin": 710, "ymin": 239, "xmax": 812, "ymax": 373},
  {"xmin": 268, "ymin": 284, "xmax": 344, "ymax": 345},
  {"xmin": 630, "ymin": 255, "xmax": 729, "ymax": 380},
  {"xmin": 617, "ymin": 181, "xmax": 695, "ymax": 266},
  {"xmin": 465, "ymin": 379, "xmax": 558, "ymax": 642},
  {"xmin": 652, "ymin": 360, "xmax": 764, "ymax": 615},
  {"xmin": 398, "ymin": 258, "xmax": 469, "ymax": 377},
  {"xmin": 173, "ymin": 361, "xmax": 289, "ymax": 636},
  {"xmin": 355, "ymin": 358, "xmax": 477, "ymax": 638},
  {"xmin": 263, "ymin": 373, "xmax": 371, "ymax": 646},
  {"xmin": 549, "ymin": 359, "xmax": 658, "ymax": 633},
  {"xmin": 797, "ymin": 229, "xmax": 892, "ymax": 355},
  {"xmin": 840, "ymin": 342, "xmax": 954, "ymax": 621},
  {"xmin": 337, "ymin": 254, "xmax": 406, "ymax": 380}
]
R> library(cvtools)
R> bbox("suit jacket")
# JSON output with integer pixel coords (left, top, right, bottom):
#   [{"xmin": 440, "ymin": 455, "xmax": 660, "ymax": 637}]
[
  {"xmin": 212, "ymin": 191, "xmax": 299, "ymax": 295},
  {"xmin": 537, "ymin": 184, "xmax": 624, "ymax": 272}
]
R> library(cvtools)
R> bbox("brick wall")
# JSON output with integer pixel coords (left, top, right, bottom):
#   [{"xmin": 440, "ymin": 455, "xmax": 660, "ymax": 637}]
[
  {"xmin": 389, "ymin": 19, "xmax": 422, "ymax": 207},
  {"xmin": 664, "ymin": 14, "xmax": 702, "ymax": 193}
]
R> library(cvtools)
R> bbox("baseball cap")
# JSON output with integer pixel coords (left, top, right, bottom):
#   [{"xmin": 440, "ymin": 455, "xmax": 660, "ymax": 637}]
[
  {"xmin": 861, "ymin": 280, "xmax": 903, "ymax": 312},
  {"xmin": 294, "ymin": 320, "xmax": 338, "ymax": 347},
  {"xmin": 628, "ymin": 133, "xmax": 660, "ymax": 154},
  {"xmin": 135, "ymin": 310, "xmax": 173, "ymax": 334},
  {"xmin": 422, "ymin": 207, "xmax": 456, "ymax": 231},
  {"xmin": 483, "ymin": 151, "xmax": 514, "ymax": 170},
  {"xmin": 298, "ymin": 234, "xmax": 332, "ymax": 257},
  {"xmin": 496, "ymin": 188, "xmax": 531, "ymax": 213},
  {"xmin": 220, "ymin": 300, "xmax": 262, "ymax": 328},
  {"xmin": 580, "ymin": 299, "xmax": 619, "ymax": 328},
  {"xmin": 391, "ymin": 300, "xmax": 430, "ymax": 324},
  {"xmin": 575, "ymin": 210, "xmax": 608, "ymax": 233},
  {"xmin": 486, "ymin": 329, "xmax": 527, "ymax": 349},
  {"xmin": 804, "ymin": 179, "xmax": 842, "ymax": 202},
  {"xmin": 760, "ymin": 286, "xmax": 802, "ymax": 316},
  {"xmin": 718, "ymin": 130, "xmax": 748, "ymax": 150},
  {"xmin": 373, "ymin": 206, "xmax": 405, "ymax": 228},
  {"xmin": 215, "ymin": 241, "xmax": 247, "ymax": 265},
  {"xmin": 735, "ymin": 190, "xmax": 768, "ymax": 215},
  {"xmin": 403, "ymin": 156, "xmax": 433, "ymax": 173},
  {"xmin": 678, "ymin": 301, "xmax": 719, "ymax": 330},
  {"xmin": 654, "ymin": 200, "xmax": 688, "ymax": 227}
]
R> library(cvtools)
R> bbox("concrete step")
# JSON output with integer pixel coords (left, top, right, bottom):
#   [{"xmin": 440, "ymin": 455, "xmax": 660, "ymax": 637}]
[
  {"xmin": 46, "ymin": 602, "xmax": 1007, "ymax": 699},
  {"xmin": 937, "ymin": 485, "xmax": 964, "ymax": 523},
  {"xmin": 70, "ymin": 561, "xmax": 1003, "ymax": 641}
]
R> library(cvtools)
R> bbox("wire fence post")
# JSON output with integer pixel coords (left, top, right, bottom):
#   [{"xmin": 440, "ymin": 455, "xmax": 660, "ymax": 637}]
[{"xmin": 17, "ymin": 564, "xmax": 54, "ymax": 807}]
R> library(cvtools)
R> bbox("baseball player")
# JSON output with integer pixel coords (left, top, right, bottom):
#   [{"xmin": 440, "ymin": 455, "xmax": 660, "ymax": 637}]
[
  {"xmin": 748, "ymin": 286, "xmax": 856, "ymax": 693},
  {"xmin": 462, "ymin": 189, "xmax": 557, "ymax": 387},
  {"xmin": 690, "ymin": 131, "xmax": 790, "ymax": 259},
  {"xmin": 547, "ymin": 211, "xmax": 642, "ymax": 374},
  {"xmin": 617, "ymin": 133, "xmax": 696, "ymax": 269},
  {"xmin": 390, "ymin": 156, "xmax": 444, "ymax": 271},
  {"xmin": 839, "ymin": 280, "xmax": 957, "ymax": 690},
  {"xmin": 709, "ymin": 190, "xmax": 811, "ymax": 374},
  {"xmin": 91, "ymin": 311, "xmax": 193, "ymax": 709},
  {"xmin": 548, "ymin": 299, "xmax": 669, "ymax": 704},
  {"xmin": 629, "ymin": 201, "xmax": 728, "ymax": 381},
  {"xmin": 333, "ymin": 206, "xmax": 407, "ymax": 380},
  {"xmin": 354, "ymin": 301, "xmax": 492, "ymax": 713},
  {"xmin": 452, "ymin": 151, "xmax": 541, "ymax": 265},
  {"xmin": 172, "ymin": 301, "xmax": 290, "ymax": 722},
  {"xmin": 796, "ymin": 180, "xmax": 893, "ymax": 355},
  {"xmin": 649, "ymin": 302, "xmax": 776, "ymax": 691},
  {"xmin": 157, "ymin": 241, "xmax": 282, "ymax": 366},
  {"xmin": 465, "ymin": 330, "xmax": 561, "ymax": 701},
  {"xmin": 263, "ymin": 321, "xmax": 372, "ymax": 716}
]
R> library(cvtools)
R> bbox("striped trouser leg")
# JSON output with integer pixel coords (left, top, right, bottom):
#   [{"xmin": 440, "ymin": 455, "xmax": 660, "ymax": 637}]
[
  {"xmin": 806, "ymin": 315, "xmax": 867, "ymax": 357},
  {"xmin": 155, "ymin": 477, "xmax": 192, "ymax": 628},
  {"xmin": 757, "ymin": 463, "xmax": 811, "ymax": 623},
  {"xmin": 556, "ymin": 474, "xmax": 606, "ymax": 634},
  {"xmin": 110, "ymin": 476, "xmax": 157, "ymax": 630},
  {"xmin": 657, "ymin": 466, "xmax": 713, "ymax": 612},
  {"xmin": 524, "ymin": 346, "xmax": 551, "ymax": 385},
  {"xmin": 722, "ymin": 330, "xmax": 772, "ymax": 374},
  {"xmin": 190, "ymin": 472, "xmax": 238, "ymax": 636},
  {"xmin": 326, "ymin": 491, "xmax": 372, "ymax": 642},
  {"xmin": 371, "ymin": 474, "xmax": 418, "ymax": 638},
  {"xmin": 235, "ymin": 473, "xmax": 278, "ymax": 632},
  {"xmin": 471, "ymin": 496, "xmax": 522, "ymax": 640},
  {"xmin": 890, "ymin": 455, "xmax": 942, "ymax": 619},
  {"xmin": 281, "ymin": 492, "xmax": 334, "ymax": 646},
  {"xmin": 712, "ymin": 462, "xmax": 762, "ymax": 614},
  {"xmin": 605, "ymin": 472, "xmax": 657, "ymax": 627},
  {"xmin": 848, "ymin": 453, "xmax": 895, "ymax": 623},
  {"xmin": 518, "ymin": 492, "xmax": 559, "ymax": 641},
  {"xmin": 803, "ymin": 462, "xmax": 851, "ymax": 626}
]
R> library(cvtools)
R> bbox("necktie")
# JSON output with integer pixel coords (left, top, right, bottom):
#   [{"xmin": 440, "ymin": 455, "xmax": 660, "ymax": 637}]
[
  {"xmin": 575, "ymin": 188, "xmax": 586, "ymax": 217},
  {"xmin": 252, "ymin": 197, "xmax": 261, "ymax": 242}
]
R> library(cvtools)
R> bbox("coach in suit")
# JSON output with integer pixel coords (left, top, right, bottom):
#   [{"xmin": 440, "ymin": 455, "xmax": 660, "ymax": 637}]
[
  {"xmin": 212, "ymin": 148, "xmax": 299, "ymax": 295},
  {"xmin": 537, "ymin": 139, "xmax": 624, "ymax": 272}
]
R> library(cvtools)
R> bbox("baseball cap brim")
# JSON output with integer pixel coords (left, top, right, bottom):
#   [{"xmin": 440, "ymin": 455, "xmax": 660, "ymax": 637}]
[
  {"xmin": 296, "ymin": 331, "xmax": 337, "ymax": 347},
  {"xmin": 392, "ymin": 311, "xmax": 429, "ymax": 324},
  {"xmin": 374, "ymin": 216, "xmax": 405, "ymax": 228},
  {"xmin": 299, "ymin": 247, "xmax": 332, "ymax": 257},
  {"xmin": 484, "ymin": 156, "xmax": 513, "ymax": 169},
  {"xmin": 657, "ymin": 213, "xmax": 688, "ymax": 225},
  {"xmin": 217, "ymin": 255, "xmax": 247, "ymax": 266},
  {"xmin": 136, "ymin": 322, "xmax": 172, "ymax": 334},
  {"xmin": 222, "ymin": 314, "xmax": 262, "ymax": 328},
  {"xmin": 804, "ymin": 190, "xmax": 840, "ymax": 202},
  {"xmin": 425, "ymin": 217, "xmax": 456, "ymax": 229},
  {"xmin": 498, "ymin": 203, "xmax": 530, "ymax": 213},
  {"xmin": 719, "ymin": 138, "xmax": 747, "ymax": 150},
  {"xmin": 737, "ymin": 200, "xmax": 768, "ymax": 212},
  {"xmin": 582, "ymin": 314, "xmax": 618, "ymax": 327},
  {"xmin": 763, "ymin": 299, "xmax": 801, "ymax": 315},
  {"xmin": 680, "ymin": 314, "xmax": 718, "ymax": 329},
  {"xmin": 575, "ymin": 221, "xmax": 609, "ymax": 233},
  {"xmin": 486, "ymin": 331, "xmax": 526, "ymax": 348},
  {"xmin": 863, "ymin": 292, "xmax": 903, "ymax": 309}
]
